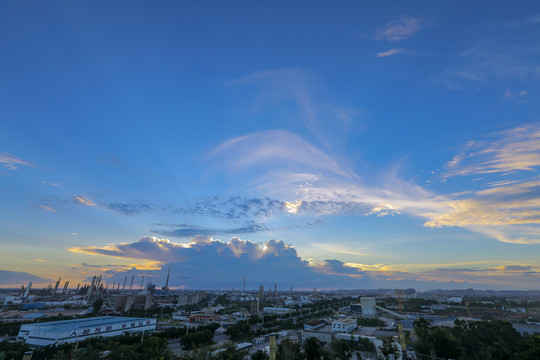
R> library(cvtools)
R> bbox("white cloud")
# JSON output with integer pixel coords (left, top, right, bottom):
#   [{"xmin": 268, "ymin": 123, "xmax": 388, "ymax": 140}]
[
  {"xmin": 504, "ymin": 89, "xmax": 527, "ymax": 100},
  {"xmin": 69, "ymin": 236, "xmax": 539, "ymax": 290},
  {"xmin": 443, "ymin": 124, "xmax": 540, "ymax": 176},
  {"xmin": 73, "ymin": 195, "xmax": 97, "ymax": 206},
  {"xmin": 375, "ymin": 17, "xmax": 421, "ymax": 41},
  {"xmin": 211, "ymin": 124, "xmax": 540, "ymax": 245},
  {"xmin": 39, "ymin": 204, "xmax": 56, "ymax": 213},
  {"xmin": 376, "ymin": 48, "xmax": 404, "ymax": 57},
  {"xmin": 0, "ymin": 152, "xmax": 33, "ymax": 171},
  {"xmin": 42, "ymin": 181, "xmax": 61, "ymax": 186},
  {"xmin": 209, "ymin": 130, "xmax": 352, "ymax": 178}
]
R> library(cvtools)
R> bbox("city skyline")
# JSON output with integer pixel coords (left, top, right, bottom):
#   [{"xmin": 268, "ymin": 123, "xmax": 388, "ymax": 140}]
[{"xmin": 1, "ymin": 1, "xmax": 540, "ymax": 290}]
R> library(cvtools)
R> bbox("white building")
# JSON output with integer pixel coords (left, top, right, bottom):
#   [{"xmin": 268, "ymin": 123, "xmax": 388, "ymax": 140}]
[
  {"xmin": 332, "ymin": 318, "xmax": 357, "ymax": 334},
  {"xmin": 360, "ymin": 297, "xmax": 376, "ymax": 318},
  {"xmin": 17, "ymin": 316, "xmax": 156, "ymax": 346}
]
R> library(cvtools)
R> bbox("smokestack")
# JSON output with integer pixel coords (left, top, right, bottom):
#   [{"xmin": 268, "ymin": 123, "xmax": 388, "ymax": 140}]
[{"xmin": 165, "ymin": 267, "xmax": 171, "ymax": 291}]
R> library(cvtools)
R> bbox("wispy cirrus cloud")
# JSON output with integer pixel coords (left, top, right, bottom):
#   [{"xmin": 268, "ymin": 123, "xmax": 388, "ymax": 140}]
[
  {"xmin": 152, "ymin": 222, "xmax": 268, "ymax": 238},
  {"xmin": 424, "ymin": 123, "xmax": 540, "ymax": 244},
  {"xmin": 209, "ymin": 130, "xmax": 351, "ymax": 177},
  {"xmin": 376, "ymin": 48, "xmax": 404, "ymax": 58},
  {"xmin": 504, "ymin": 89, "xmax": 527, "ymax": 100},
  {"xmin": 228, "ymin": 69, "xmax": 364, "ymax": 151},
  {"xmin": 443, "ymin": 124, "xmax": 540, "ymax": 177},
  {"xmin": 431, "ymin": 25, "xmax": 540, "ymax": 90},
  {"xmin": 42, "ymin": 181, "xmax": 61, "ymax": 186},
  {"xmin": 39, "ymin": 204, "xmax": 56, "ymax": 213},
  {"xmin": 0, "ymin": 152, "xmax": 33, "ymax": 171},
  {"xmin": 210, "ymin": 123, "xmax": 540, "ymax": 245},
  {"xmin": 375, "ymin": 16, "xmax": 422, "ymax": 41},
  {"xmin": 73, "ymin": 195, "xmax": 97, "ymax": 206}
]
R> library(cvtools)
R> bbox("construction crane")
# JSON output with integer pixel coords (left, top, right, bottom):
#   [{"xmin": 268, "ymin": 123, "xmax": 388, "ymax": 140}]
[{"xmin": 397, "ymin": 321, "xmax": 408, "ymax": 358}]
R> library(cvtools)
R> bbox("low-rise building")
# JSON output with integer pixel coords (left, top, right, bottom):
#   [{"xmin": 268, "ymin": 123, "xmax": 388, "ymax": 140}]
[
  {"xmin": 17, "ymin": 316, "xmax": 156, "ymax": 346},
  {"xmin": 332, "ymin": 318, "xmax": 357, "ymax": 334},
  {"xmin": 304, "ymin": 320, "xmax": 326, "ymax": 331}
]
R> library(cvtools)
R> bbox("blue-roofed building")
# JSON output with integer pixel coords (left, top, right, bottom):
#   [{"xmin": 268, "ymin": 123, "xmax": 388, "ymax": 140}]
[{"xmin": 17, "ymin": 316, "xmax": 156, "ymax": 346}]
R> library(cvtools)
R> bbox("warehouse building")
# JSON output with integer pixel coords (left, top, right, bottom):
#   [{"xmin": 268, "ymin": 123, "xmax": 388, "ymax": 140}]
[{"xmin": 17, "ymin": 316, "xmax": 156, "ymax": 346}]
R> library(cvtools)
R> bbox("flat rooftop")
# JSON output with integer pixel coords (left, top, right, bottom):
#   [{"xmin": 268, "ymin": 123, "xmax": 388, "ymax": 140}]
[{"xmin": 21, "ymin": 316, "xmax": 153, "ymax": 332}]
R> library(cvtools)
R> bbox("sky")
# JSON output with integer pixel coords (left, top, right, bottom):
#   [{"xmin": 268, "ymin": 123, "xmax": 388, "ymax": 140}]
[{"xmin": 1, "ymin": 1, "xmax": 540, "ymax": 291}]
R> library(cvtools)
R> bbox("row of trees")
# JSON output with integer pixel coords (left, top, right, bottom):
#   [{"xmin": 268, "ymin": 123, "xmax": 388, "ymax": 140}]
[
  {"xmin": 0, "ymin": 333, "xmax": 173, "ymax": 360},
  {"xmin": 414, "ymin": 318, "xmax": 540, "ymax": 360},
  {"xmin": 176, "ymin": 338, "xmax": 373, "ymax": 360}
]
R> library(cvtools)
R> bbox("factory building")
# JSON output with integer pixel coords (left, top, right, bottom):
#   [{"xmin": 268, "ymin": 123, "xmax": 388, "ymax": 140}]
[
  {"xmin": 350, "ymin": 303, "xmax": 362, "ymax": 313},
  {"xmin": 360, "ymin": 297, "xmax": 376, "ymax": 318},
  {"xmin": 331, "ymin": 318, "xmax": 357, "ymax": 334},
  {"xmin": 304, "ymin": 320, "xmax": 326, "ymax": 331},
  {"xmin": 114, "ymin": 294, "xmax": 152, "ymax": 313},
  {"xmin": 17, "ymin": 316, "xmax": 156, "ymax": 346}
]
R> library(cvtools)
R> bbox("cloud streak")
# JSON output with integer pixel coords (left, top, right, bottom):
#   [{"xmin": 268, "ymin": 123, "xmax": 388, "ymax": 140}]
[
  {"xmin": 444, "ymin": 124, "xmax": 540, "ymax": 176},
  {"xmin": 209, "ymin": 123, "xmax": 540, "ymax": 245},
  {"xmin": 376, "ymin": 48, "xmax": 404, "ymax": 57},
  {"xmin": 0, "ymin": 152, "xmax": 33, "ymax": 171},
  {"xmin": 0, "ymin": 269, "xmax": 53, "ymax": 285}
]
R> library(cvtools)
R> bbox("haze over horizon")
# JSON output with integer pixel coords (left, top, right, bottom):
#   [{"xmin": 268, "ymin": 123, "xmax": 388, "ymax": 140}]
[{"xmin": 2, "ymin": 1, "xmax": 540, "ymax": 291}]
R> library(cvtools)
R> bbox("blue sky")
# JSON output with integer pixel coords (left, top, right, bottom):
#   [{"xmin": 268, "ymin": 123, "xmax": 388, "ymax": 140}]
[{"xmin": 1, "ymin": 1, "xmax": 540, "ymax": 290}]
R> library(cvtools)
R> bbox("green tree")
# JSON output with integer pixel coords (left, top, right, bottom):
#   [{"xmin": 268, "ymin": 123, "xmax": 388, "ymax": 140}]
[
  {"xmin": 379, "ymin": 338, "xmax": 400, "ymax": 359},
  {"xmin": 515, "ymin": 334, "xmax": 540, "ymax": 360},
  {"xmin": 330, "ymin": 339, "xmax": 353, "ymax": 360},
  {"xmin": 225, "ymin": 321, "xmax": 251, "ymax": 341},
  {"xmin": 251, "ymin": 349, "xmax": 269, "ymax": 360},
  {"xmin": 140, "ymin": 336, "xmax": 173, "ymax": 359},
  {"xmin": 277, "ymin": 338, "xmax": 303, "ymax": 360},
  {"xmin": 303, "ymin": 337, "xmax": 329, "ymax": 360},
  {"xmin": 92, "ymin": 297, "xmax": 104, "ymax": 313}
]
